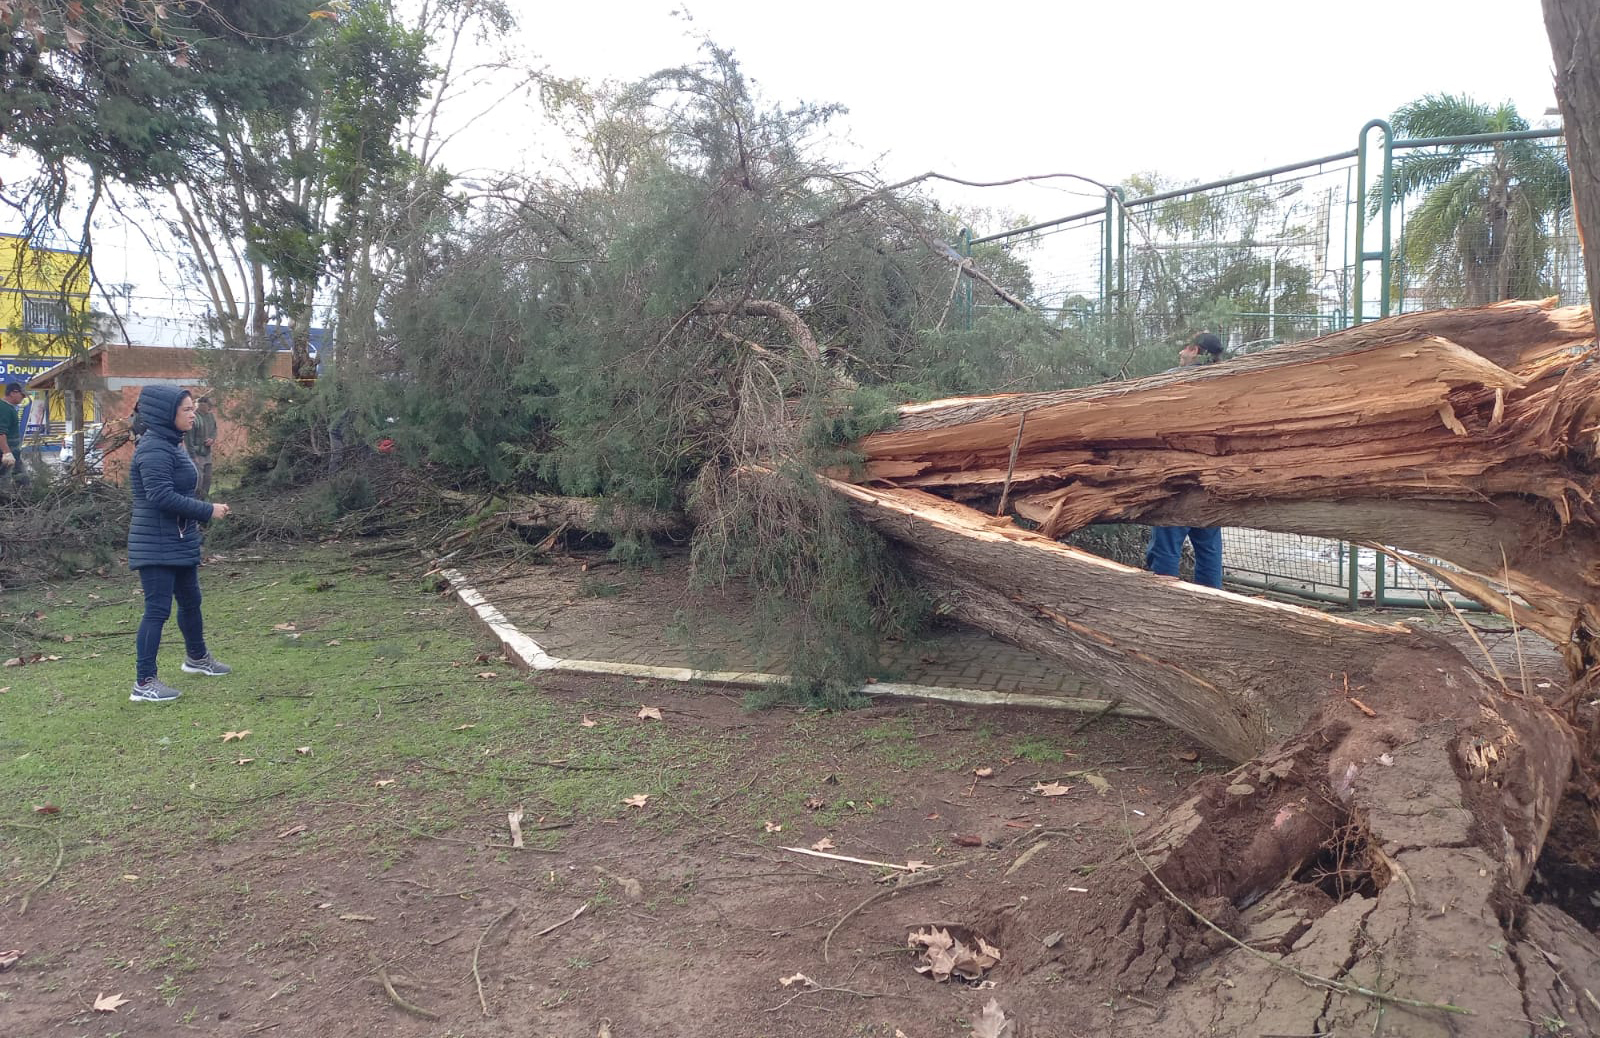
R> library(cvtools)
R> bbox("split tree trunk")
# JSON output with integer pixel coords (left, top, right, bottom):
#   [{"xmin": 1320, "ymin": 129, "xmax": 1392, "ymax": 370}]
[
  {"xmin": 830, "ymin": 478, "xmax": 1439, "ymax": 762},
  {"xmin": 816, "ymin": 299, "xmax": 1599, "ymax": 1028},
  {"xmin": 842, "ymin": 298, "xmax": 1600, "ymax": 673}
]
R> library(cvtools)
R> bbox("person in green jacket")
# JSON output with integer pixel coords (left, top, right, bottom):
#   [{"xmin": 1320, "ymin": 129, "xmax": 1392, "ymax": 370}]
[
  {"xmin": 184, "ymin": 395, "xmax": 218, "ymax": 498},
  {"xmin": 0, "ymin": 382, "xmax": 25, "ymax": 485}
]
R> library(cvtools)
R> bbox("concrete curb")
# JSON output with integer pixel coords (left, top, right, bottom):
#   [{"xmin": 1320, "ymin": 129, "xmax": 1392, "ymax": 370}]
[{"xmin": 440, "ymin": 567, "xmax": 1154, "ymax": 718}]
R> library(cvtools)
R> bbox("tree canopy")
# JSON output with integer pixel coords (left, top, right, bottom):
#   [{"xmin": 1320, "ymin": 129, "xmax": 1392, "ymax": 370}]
[{"xmin": 1379, "ymin": 93, "xmax": 1571, "ymax": 306}]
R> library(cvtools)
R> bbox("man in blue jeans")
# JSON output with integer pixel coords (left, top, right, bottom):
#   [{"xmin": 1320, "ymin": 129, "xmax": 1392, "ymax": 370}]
[{"xmin": 1146, "ymin": 333, "xmax": 1225, "ymax": 588}]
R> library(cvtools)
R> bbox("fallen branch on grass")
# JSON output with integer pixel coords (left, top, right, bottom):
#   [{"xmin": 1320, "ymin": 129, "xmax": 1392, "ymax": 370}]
[
  {"xmin": 377, "ymin": 966, "xmax": 439, "ymax": 1020},
  {"xmin": 0, "ymin": 822, "xmax": 64, "ymax": 915},
  {"xmin": 533, "ymin": 902, "xmax": 589, "ymax": 938},
  {"xmin": 823, "ymin": 872, "xmax": 944, "ymax": 963},
  {"xmin": 780, "ymin": 846, "xmax": 931, "ymax": 871},
  {"xmin": 472, "ymin": 904, "xmax": 518, "ymax": 1016}
]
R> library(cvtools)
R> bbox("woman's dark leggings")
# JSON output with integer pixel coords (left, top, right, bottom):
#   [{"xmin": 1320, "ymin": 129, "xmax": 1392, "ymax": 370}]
[{"xmin": 136, "ymin": 565, "xmax": 207, "ymax": 682}]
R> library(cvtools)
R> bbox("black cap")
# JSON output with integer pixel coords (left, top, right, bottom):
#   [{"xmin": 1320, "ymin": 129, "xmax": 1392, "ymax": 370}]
[{"xmin": 1191, "ymin": 332, "xmax": 1223, "ymax": 356}]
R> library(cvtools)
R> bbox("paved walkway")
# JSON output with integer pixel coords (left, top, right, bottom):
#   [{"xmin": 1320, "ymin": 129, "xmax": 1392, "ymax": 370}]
[{"xmin": 457, "ymin": 551, "xmax": 1106, "ymax": 699}]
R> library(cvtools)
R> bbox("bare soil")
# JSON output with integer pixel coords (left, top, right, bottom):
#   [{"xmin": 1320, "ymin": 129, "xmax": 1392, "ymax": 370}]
[{"xmin": 0, "ymin": 675, "xmax": 1219, "ymax": 1038}]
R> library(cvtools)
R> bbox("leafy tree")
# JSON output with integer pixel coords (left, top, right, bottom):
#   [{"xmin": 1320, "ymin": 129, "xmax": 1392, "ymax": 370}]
[{"xmin": 1377, "ymin": 94, "xmax": 1570, "ymax": 306}]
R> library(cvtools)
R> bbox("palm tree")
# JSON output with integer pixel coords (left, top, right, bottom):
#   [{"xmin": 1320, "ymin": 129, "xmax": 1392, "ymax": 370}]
[{"xmin": 1376, "ymin": 95, "xmax": 1570, "ymax": 307}]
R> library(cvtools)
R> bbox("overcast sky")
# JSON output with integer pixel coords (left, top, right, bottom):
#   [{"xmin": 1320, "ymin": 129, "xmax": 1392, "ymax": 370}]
[
  {"xmin": 478, "ymin": 0, "xmax": 1563, "ymax": 219},
  {"xmin": 28, "ymin": 0, "xmax": 1570, "ymax": 316}
]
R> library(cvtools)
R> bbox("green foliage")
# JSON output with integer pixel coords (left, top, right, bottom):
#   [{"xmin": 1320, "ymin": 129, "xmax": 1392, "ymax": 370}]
[
  {"xmin": 694, "ymin": 464, "xmax": 925, "ymax": 711},
  {"xmin": 1377, "ymin": 95, "xmax": 1570, "ymax": 306},
  {"xmin": 1121, "ymin": 172, "xmax": 1320, "ymax": 355}
]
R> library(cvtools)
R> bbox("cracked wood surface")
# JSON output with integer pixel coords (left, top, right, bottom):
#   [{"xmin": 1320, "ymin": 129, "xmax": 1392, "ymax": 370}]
[
  {"xmin": 843, "ymin": 298, "xmax": 1600, "ymax": 672},
  {"xmin": 828, "ymin": 476, "xmax": 1468, "ymax": 762}
]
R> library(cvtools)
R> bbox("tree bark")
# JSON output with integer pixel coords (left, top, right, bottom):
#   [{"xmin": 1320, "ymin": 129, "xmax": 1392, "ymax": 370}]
[
  {"xmin": 817, "ymin": 300, "xmax": 1600, "ymax": 1029},
  {"xmin": 828, "ymin": 477, "xmax": 1451, "ymax": 762},
  {"xmin": 841, "ymin": 299, "xmax": 1600, "ymax": 675},
  {"xmin": 1545, "ymin": 0, "xmax": 1600, "ymax": 319},
  {"xmin": 693, "ymin": 298, "xmax": 823, "ymax": 363},
  {"xmin": 991, "ymin": 659, "xmax": 1582, "ymax": 1035}
]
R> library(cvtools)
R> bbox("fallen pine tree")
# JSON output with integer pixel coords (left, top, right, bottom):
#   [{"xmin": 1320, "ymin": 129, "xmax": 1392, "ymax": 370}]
[{"xmin": 818, "ymin": 297, "xmax": 1600, "ymax": 1031}]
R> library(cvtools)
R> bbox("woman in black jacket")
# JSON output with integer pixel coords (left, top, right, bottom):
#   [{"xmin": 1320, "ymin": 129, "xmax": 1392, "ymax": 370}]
[{"xmin": 127, "ymin": 385, "xmax": 233, "ymax": 703}]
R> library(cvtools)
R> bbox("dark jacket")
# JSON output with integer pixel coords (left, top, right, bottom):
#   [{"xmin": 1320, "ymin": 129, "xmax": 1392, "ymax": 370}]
[
  {"xmin": 185, "ymin": 407, "xmax": 217, "ymax": 459},
  {"xmin": 128, "ymin": 385, "xmax": 213, "ymax": 570}
]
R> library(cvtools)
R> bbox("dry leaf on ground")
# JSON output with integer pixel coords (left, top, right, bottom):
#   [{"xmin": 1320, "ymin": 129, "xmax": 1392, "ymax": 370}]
[
  {"xmin": 971, "ymin": 998, "xmax": 1012, "ymax": 1038},
  {"xmin": 1070, "ymin": 771, "xmax": 1112, "ymax": 795},
  {"xmin": 778, "ymin": 972, "xmax": 818, "ymax": 989},
  {"xmin": 32, "ymin": 804, "xmax": 59, "ymax": 814},
  {"xmin": 326, "ymin": 639, "xmax": 341, "ymax": 646},
  {"xmin": 0, "ymin": 950, "xmax": 20, "ymax": 970},
  {"xmin": 764, "ymin": 821, "xmax": 783, "ymax": 833},
  {"xmin": 908, "ymin": 927, "xmax": 1001, "ymax": 982},
  {"xmin": 220, "ymin": 730, "xmax": 251, "ymax": 742},
  {"xmin": 636, "ymin": 705, "xmax": 663, "ymax": 721},
  {"xmin": 803, "ymin": 796, "xmax": 824, "ymax": 810},
  {"xmin": 453, "ymin": 723, "xmax": 476, "ymax": 731},
  {"xmin": 295, "ymin": 746, "xmax": 311, "ymax": 755},
  {"xmin": 476, "ymin": 671, "xmax": 498, "ymax": 679},
  {"xmin": 374, "ymin": 778, "xmax": 396, "ymax": 788},
  {"xmin": 580, "ymin": 715, "xmax": 598, "ymax": 728},
  {"xmin": 339, "ymin": 913, "xmax": 376, "ymax": 922},
  {"xmin": 972, "ymin": 766, "xmax": 994, "ymax": 778},
  {"xmin": 272, "ymin": 622, "xmax": 296, "ymax": 631},
  {"xmin": 233, "ymin": 757, "xmax": 254, "ymax": 766},
  {"xmin": 1031, "ymin": 781, "xmax": 1073, "ymax": 797},
  {"xmin": 811, "ymin": 837, "xmax": 835, "ymax": 852},
  {"xmin": 622, "ymin": 794, "xmax": 651, "ymax": 808},
  {"xmin": 277, "ymin": 824, "xmax": 307, "ymax": 839},
  {"xmin": 508, "ymin": 808, "xmax": 525, "ymax": 848},
  {"xmin": 93, "ymin": 992, "xmax": 131, "ymax": 1013}
]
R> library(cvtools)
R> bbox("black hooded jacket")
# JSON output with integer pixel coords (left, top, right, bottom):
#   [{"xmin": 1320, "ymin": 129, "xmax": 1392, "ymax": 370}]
[{"xmin": 127, "ymin": 385, "xmax": 213, "ymax": 570}]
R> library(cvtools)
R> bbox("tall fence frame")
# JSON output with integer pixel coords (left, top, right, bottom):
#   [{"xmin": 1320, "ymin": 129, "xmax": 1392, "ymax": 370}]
[{"xmin": 956, "ymin": 118, "xmax": 1580, "ymax": 611}]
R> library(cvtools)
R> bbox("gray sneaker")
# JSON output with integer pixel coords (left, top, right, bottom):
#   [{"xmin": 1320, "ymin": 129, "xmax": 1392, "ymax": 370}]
[
  {"xmin": 182, "ymin": 654, "xmax": 232, "ymax": 676},
  {"xmin": 130, "ymin": 677, "xmax": 182, "ymax": 703}
]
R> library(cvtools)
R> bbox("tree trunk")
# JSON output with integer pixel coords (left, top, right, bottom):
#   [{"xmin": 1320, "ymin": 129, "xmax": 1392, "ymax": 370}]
[
  {"xmin": 829, "ymin": 478, "xmax": 1451, "ymax": 762},
  {"xmin": 1545, "ymin": 0, "xmax": 1600, "ymax": 320},
  {"xmin": 989, "ymin": 661, "xmax": 1583, "ymax": 1035},
  {"xmin": 841, "ymin": 298, "xmax": 1600, "ymax": 674},
  {"xmin": 817, "ymin": 298, "xmax": 1600, "ymax": 1029}
]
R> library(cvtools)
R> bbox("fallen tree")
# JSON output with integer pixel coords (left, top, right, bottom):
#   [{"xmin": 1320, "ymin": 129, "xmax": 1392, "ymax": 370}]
[
  {"xmin": 844, "ymin": 298, "xmax": 1600, "ymax": 672},
  {"xmin": 820, "ymin": 297, "xmax": 1600, "ymax": 1028}
]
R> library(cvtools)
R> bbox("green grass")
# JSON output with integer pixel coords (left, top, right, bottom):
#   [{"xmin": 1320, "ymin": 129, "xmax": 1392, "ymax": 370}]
[
  {"xmin": 1008, "ymin": 735, "xmax": 1070, "ymax": 763},
  {"xmin": 0, "ymin": 545, "xmax": 730, "ymax": 903}
]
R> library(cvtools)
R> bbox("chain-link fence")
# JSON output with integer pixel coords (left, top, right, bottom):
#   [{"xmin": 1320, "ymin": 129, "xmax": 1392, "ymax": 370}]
[{"xmin": 961, "ymin": 122, "xmax": 1579, "ymax": 610}]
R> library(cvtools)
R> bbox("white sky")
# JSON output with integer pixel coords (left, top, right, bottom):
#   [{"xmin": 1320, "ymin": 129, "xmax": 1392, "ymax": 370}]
[
  {"xmin": 10, "ymin": 0, "xmax": 1569, "ymax": 316},
  {"xmin": 481, "ymin": 0, "xmax": 1562, "ymax": 217}
]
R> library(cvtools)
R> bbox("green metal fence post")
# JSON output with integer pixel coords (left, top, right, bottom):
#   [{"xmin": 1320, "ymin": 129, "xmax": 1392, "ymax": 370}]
[
  {"xmin": 1354, "ymin": 119, "xmax": 1394, "ymax": 325},
  {"xmin": 1374, "ymin": 548, "xmax": 1386, "ymax": 607},
  {"xmin": 1347, "ymin": 543, "xmax": 1361, "ymax": 610}
]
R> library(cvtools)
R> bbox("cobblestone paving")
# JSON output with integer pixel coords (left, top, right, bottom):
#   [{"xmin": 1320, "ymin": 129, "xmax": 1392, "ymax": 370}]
[{"xmin": 464, "ymin": 553, "xmax": 1105, "ymax": 698}]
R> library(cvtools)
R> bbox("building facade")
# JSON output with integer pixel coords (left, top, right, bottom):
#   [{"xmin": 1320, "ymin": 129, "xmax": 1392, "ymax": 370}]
[{"xmin": 0, "ymin": 232, "xmax": 94, "ymax": 454}]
